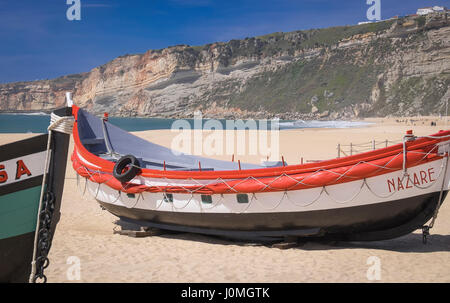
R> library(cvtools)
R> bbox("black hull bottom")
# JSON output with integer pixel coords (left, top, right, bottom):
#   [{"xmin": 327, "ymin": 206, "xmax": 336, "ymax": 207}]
[
  {"xmin": 0, "ymin": 232, "xmax": 34, "ymax": 282},
  {"xmin": 99, "ymin": 191, "xmax": 447, "ymax": 242}
]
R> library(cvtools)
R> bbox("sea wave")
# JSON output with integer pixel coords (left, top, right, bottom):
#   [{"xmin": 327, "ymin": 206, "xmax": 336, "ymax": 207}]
[
  {"xmin": 6, "ymin": 112, "xmax": 49, "ymax": 116},
  {"xmin": 278, "ymin": 120, "xmax": 372, "ymax": 129}
]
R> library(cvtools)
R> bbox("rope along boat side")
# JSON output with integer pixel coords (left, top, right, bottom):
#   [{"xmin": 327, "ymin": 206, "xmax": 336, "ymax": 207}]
[{"xmin": 71, "ymin": 106, "xmax": 450, "ymax": 241}]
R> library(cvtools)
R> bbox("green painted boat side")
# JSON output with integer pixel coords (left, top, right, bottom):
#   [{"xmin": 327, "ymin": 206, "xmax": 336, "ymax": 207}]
[
  {"xmin": 0, "ymin": 185, "xmax": 41, "ymax": 240},
  {"xmin": 0, "ymin": 107, "xmax": 72, "ymax": 283}
]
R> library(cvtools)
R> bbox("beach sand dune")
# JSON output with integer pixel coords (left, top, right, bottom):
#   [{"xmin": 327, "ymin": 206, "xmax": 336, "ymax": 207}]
[{"xmin": 2, "ymin": 118, "xmax": 449, "ymax": 282}]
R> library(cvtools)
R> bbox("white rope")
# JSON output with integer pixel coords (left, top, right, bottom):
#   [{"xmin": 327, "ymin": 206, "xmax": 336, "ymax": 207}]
[
  {"xmin": 323, "ymin": 179, "xmax": 366, "ymax": 204},
  {"xmin": 153, "ymin": 194, "xmax": 165, "ymax": 210},
  {"xmin": 77, "ymin": 147, "xmax": 438, "ymax": 195},
  {"xmin": 78, "ymin": 158, "xmax": 447, "ymax": 217},
  {"xmin": 126, "ymin": 191, "xmax": 141, "ymax": 209},
  {"xmin": 364, "ymin": 178, "xmax": 398, "ymax": 199},
  {"xmin": 251, "ymin": 190, "xmax": 286, "ymax": 211},
  {"xmin": 429, "ymin": 148, "xmax": 450, "ymax": 229},
  {"xmin": 75, "ymin": 133, "xmax": 450, "ymax": 218},
  {"xmin": 198, "ymin": 192, "xmax": 223, "ymax": 211},
  {"xmin": 235, "ymin": 193, "xmax": 255, "ymax": 214},
  {"xmin": 78, "ymin": 155, "xmax": 447, "ymax": 211},
  {"xmin": 170, "ymin": 193, "xmax": 195, "ymax": 211},
  {"xmin": 284, "ymin": 187, "xmax": 324, "ymax": 207},
  {"xmin": 49, "ymin": 112, "xmax": 74, "ymax": 134}
]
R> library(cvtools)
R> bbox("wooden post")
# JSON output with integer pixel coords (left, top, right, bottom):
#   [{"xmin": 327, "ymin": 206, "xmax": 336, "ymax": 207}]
[
  {"xmin": 372, "ymin": 140, "xmax": 376, "ymax": 150},
  {"xmin": 385, "ymin": 139, "xmax": 388, "ymax": 148},
  {"xmin": 350, "ymin": 143, "xmax": 353, "ymax": 156},
  {"xmin": 113, "ymin": 227, "xmax": 164, "ymax": 238},
  {"xmin": 337, "ymin": 144, "xmax": 341, "ymax": 158},
  {"xmin": 238, "ymin": 160, "xmax": 241, "ymax": 170},
  {"xmin": 272, "ymin": 236, "xmax": 300, "ymax": 249}
]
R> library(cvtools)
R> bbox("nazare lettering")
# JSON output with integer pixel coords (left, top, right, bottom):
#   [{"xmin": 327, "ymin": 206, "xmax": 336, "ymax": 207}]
[{"xmin": 387, "ymin": 168, "xmax": 436, "ymax": 192}]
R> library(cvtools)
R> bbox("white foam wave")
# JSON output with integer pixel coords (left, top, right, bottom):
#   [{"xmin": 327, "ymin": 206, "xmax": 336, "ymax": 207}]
[
  {"xmin": 2, "ymin": 112, "xmax": 49, "ymax": 116},
  {"xmin": 278, "ymin": 120, "xmax": 372, "ymax": 129}
]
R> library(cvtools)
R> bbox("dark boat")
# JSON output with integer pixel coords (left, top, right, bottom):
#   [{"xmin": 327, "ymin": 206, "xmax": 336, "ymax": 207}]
[
  {"xmin": 0, "ymin": 107, "xmax": 73, "ymax": 282},
  {"xmin": 71, "ymin": 106, "xmax": 450, "ymax": 242}
]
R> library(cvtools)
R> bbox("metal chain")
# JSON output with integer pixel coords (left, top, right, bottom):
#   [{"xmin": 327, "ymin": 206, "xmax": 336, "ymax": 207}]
[
  {"xmin": 30, "ymin": 114, "xmax": 74, "ymax": 283},
  {"xmin": 31, "ymin": 191, "xmax": 55, "ymax": 283}
]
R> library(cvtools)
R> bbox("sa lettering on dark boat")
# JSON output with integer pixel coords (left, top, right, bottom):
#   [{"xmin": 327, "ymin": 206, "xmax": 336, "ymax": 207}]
[{"xmin": 0, "ymin": 160, "xmax": 32, "ymax": 183}]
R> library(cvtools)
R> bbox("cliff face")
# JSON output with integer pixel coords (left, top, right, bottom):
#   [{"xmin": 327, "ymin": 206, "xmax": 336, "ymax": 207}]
[{"xmin": 0, "ymin": 12, "xmax": 449, "ymax": 119}]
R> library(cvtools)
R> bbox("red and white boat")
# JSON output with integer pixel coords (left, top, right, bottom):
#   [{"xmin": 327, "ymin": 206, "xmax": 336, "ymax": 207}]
[{"xmin": 71, "ymin": 106, "xmax": 450, "ymax": 241}]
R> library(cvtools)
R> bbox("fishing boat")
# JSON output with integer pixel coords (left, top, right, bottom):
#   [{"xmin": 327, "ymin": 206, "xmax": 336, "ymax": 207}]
[
  {"xmin": 71, "ymin": 106, "xmax": 450, "ymax": 242},
  {"xmin": 0, "ymin": 106, "xmax": 73, "ymax": 282}
]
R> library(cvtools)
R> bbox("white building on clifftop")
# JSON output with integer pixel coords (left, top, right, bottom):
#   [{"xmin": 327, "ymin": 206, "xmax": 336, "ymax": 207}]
[{"xmin": 417, "ymin": 6, "xmax": 447, "ymax": 15}]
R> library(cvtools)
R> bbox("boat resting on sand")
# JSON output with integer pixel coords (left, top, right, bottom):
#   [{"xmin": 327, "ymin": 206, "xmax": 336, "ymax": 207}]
[
  {"xmin": 0, "ymin": 107, "xmax": 73, "ymax": 282},
  {"xmin": 71, "ymin": 106, "xmax": 450, "ymax": 242}
]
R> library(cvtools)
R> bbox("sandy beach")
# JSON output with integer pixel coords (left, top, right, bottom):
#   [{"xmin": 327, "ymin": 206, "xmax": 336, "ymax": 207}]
[{"xmin": 2, "ymin": 116, "xmax": 450, "ymax": 283}]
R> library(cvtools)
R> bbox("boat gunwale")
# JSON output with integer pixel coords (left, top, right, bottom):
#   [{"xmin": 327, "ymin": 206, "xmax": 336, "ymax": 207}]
[{"xmin": 72, "ymin": 106, "xmax": 450, "ymax": 180}]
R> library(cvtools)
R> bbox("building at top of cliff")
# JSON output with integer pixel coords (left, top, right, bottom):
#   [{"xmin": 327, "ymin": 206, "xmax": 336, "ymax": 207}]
[{"xmin": 417, "ymin": 6, "xmax": 447, "ymax": 15}]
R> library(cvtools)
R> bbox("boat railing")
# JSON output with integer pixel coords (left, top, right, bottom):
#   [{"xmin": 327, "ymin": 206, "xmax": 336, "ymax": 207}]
[{"xmin": 337, "ymin": 139, "xmax": 403, "ymax": 158}]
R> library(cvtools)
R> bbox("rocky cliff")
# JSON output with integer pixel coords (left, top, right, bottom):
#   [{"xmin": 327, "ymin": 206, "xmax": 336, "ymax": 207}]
[{"xmin": 0, "ymin": 12, "xmax": 449, "ymax": 119}]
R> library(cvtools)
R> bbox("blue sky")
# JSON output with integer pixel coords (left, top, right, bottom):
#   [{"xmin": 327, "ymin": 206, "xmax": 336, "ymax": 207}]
[{"xmin": 0, "ymin": 0, "xmax": 448, "ymax": 83}]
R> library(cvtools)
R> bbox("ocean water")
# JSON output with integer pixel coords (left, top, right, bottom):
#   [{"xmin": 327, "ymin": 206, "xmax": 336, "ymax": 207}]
[{"xmin": 0, "ymin": 113, "xmax": 370, "ymax": 133}]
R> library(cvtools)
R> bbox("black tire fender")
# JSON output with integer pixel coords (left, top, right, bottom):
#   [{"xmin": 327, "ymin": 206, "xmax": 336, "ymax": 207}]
[{"xmin": 113, "ymin": 155, "xmax": 141, "ymax": 183}]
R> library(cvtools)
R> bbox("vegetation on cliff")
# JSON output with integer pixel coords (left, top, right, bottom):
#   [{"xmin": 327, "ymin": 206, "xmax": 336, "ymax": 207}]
[{"xmin": 0, "ymin": 12, "xmax": 448, "ymax": 119}]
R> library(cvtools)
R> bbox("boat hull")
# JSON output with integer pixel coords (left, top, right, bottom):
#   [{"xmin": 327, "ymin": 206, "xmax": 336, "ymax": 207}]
[
  {"xmin": 90, "ymin": 157, "xmax": 450, "ymax": 241},
  {"xmin": 0, "ymin": 109, "xmax": 71, "ymax": 282},
  {"xmin": 72, "ymin": 107, "xmax": 450, "ymax": 242},
  {"xmin": 0, "ymin": 232, "xmax": 35, "ymax": 282},
  {"xmin": 98, "ymin": 190, "xmax": 446, "ymax": 241},
  {"xmin": 86, "ymin": 154, "xmax": 450, "ymax": 240}
]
